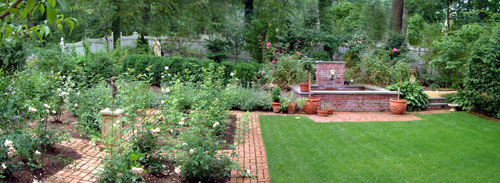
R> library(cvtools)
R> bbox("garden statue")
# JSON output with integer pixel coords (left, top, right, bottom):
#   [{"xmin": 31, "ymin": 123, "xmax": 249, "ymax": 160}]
[
  {"xmin": 153, "ymin": 38, "xmax": 161, "ymax": 56},
  {"xmin": 106, "ymin": 77, "xmax": 118, "ymax": 110},
  {"xmin": 60, "ymin": 37, "xmax": 65, "ymax": 53}
]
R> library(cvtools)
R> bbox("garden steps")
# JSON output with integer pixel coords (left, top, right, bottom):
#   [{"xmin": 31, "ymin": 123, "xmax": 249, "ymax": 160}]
[{"xmin": 427, "ymin": 97, "xmax": 450, "ymax": 109}]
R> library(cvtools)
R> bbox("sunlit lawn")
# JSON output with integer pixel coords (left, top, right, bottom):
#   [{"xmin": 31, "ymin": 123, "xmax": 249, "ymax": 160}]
[{"xmin": 260, "ymin": 112, "xmax": 500, "ymax": 182}]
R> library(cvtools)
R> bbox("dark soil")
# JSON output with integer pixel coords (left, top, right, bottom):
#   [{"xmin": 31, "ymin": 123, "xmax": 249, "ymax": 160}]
[
  {"xmin": 142, "ymin": 162, "xmax": 182, "ymax": 183},
  {"xmin": 1, "ymin": 145, "xmax": 82, "ymax": 183},
  {"xmin": 222, "ymin": 115, "xmax": 237, "ymax": 149},
  {"xmin": 47, "ymin": 111, "xmax": 90, "ymax": 140}
]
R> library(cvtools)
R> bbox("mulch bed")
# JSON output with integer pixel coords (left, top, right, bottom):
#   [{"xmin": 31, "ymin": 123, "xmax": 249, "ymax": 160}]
[
  {"xmin": 1, "ymin": 145, "xmax": 82, "ymax": 183},
  {"xmin": 47, "ymin": 111, "xmax": 90, "ymax": 140}
]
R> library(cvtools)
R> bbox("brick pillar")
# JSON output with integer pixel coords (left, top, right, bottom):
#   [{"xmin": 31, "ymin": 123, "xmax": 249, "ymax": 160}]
[{"xmin": 315, "ymin": 61, "xmax": 346, "ymax": 89}]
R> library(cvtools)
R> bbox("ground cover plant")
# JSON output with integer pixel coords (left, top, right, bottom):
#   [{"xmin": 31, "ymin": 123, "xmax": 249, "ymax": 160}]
[{"xmin": 260, "ymin": 113, "xmax": 500, "ymax": 182}]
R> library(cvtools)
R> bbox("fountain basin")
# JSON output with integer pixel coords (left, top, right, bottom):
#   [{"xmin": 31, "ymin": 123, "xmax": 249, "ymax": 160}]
[{"xmin": 293, "ymin": 85, "xmax": 398, "ymax": 112}]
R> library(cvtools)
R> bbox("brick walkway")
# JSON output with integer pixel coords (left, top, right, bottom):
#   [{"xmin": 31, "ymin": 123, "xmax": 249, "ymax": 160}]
[
  {"xmin": 43, "ymin": 109, "xmax": 450, "ymax": 183},
  {"xmin": 44, "ymin": 138, "xmax": 105, "ymax": 183}
]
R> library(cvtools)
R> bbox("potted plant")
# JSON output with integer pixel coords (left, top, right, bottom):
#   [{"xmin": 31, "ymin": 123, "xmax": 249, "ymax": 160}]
[
  {"xmin": 390, "ymin": 70, "xmax": 407, "ymax": 115},
  {"xmin": 299, "ymin": 56, "xmax": 314, "ymax": 92},
  {"xmin": 317, "ymin": 100, "xmax": 333, "ymax": 117},
  {"xmin": 271, "ymin": 86, "xmax": 281, "ymax": 113},
  {"xmin": 296, "ymin": 97, "xmax": 307, "ymax": 112},
  {"xmin": 300, "ymin": 56, "xmax": 321, "ymax": 114},
  {"xmin": 286, "ymin": 92, "xmax": 298, "ymax": 114}
]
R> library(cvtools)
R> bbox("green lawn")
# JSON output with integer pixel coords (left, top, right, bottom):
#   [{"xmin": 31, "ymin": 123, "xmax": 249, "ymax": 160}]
[{"xmin": 260, "ymin": 112, "xmax": 500, "ymax": 182}]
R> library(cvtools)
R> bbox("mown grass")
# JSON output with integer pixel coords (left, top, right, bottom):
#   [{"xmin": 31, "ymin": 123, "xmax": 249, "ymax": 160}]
[{"xmin": 260, "ymin": 112, "xmax": 500, "ymax": 182}]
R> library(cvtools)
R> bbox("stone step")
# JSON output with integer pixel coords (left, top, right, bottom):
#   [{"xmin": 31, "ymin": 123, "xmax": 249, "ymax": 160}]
[
  {"xmin": 428, "ymin": 97, "xmax": 446, "ymax": 101},
  {"xmin": 427, "ymin": 103, "xmax": 449, "ymax": 106}
]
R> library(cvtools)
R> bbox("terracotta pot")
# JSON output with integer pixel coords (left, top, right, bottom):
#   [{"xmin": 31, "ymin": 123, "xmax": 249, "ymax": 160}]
[
  {"xmin": 299, "ymin": 82, "xmax": 309, "ymax": 92},
  {"xmin": 390, "ymin": 99, "xmax": 407, "ymax": 115},
  {"xmin": 327, "ymin": 108, "xmax": 334, "ymax": 114},
  {"xmin": 271, "ymin": 102, "xmax": 281, "ymax": 113},
  {"xmin": 304, "ymin": 98, "xmax": 321, "ymax": 114},
  {"xmin": 317, "ymin": 110, "xmax": 329, "ymax": 117},
  {"xmin": 287, "ymin": 102, "xmax": 298, "ymax": 114}
]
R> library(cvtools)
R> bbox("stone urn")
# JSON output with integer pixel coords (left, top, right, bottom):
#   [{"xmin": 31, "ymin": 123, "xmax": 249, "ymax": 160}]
[
  {"xmin": 448, "ymin": 104, "xmax": 459, "ymax": 112},
  {"xmin": 390, "ymin": 99, "xmax": 407, "ymax": 115}
]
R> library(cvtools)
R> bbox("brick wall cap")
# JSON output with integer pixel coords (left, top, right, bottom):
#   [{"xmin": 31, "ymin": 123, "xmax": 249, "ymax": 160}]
[{"xmin": 315, "ymin": 61, "xmax": 346, "ymax": 64}]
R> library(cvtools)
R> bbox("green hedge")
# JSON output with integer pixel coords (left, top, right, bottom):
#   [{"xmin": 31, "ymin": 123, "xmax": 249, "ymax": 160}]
[{"xmin": 122, "ymin": 55, "xmax": 261, "ymax": 86}]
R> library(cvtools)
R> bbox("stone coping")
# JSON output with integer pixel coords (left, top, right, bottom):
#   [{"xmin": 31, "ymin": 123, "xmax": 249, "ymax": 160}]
[
  {"xmin": 292, "ymin": 85, "xmax": 398, "ymax": 95},
  {"xmin": 315, "ymin": 61, "xmax": 346, "ymax": 64},
  {"xmin": 429, "ymin": 97, "xmax": 447, "ymax": 100}
]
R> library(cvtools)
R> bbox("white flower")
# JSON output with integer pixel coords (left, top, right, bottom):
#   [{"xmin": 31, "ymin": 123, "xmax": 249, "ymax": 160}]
[
  {"xmin": 7, "ymin": 152, "xmax": 13, "ymax": 158},
  {"xmin": 161, "ymin": 100, "xmax": 165, "ymax": 105},
  {"xmin": 46, "ymin": 109, "xmax": 50, "ymax": 114},
  {"xmin": 161, "ymin": 76, "xmax": 165, "ymax": 78},
  {"xmin": 168, "ymin": 74, "xmax": 171, "ymax": 76},
  {"xmin": 131, "ymin": 167, "xmax": 143, "ymax": 174},
  {"xmin": 4, "ymin": 140, "xmax": 13, "ymax": 147},
  {"xmin": 179, "ymin": 121, "xmax": 184, "ymax": 126},
  {"xmin": 165, "ymin": 66, "xmax": 169, "ymax": 70},
  {"xmin": 75, "ymin": 103, "xmax": 78, "ymax": 107},
  {"xmin": 3, "ymin": 140, "xmax": 12, "ymax": 147},
  {"xmin": 189, "ymin": 149, "xmax": 194, "ymax": 154},
  {"xmin": 235, "ymin": 78, "xmax": 239, "ymax": 81},
  {"xmin": 230, "ymin": 72, "xmax": 234, "ymax": 76},
  {"xmin": 62, "ymin": 75, "xmax": 66, "ymax": 78},
  {"xmin": 246, "ymin": 169, "xmax": 251, "ymax": 174},
  {"xmin": 59, "ymin": 91, "xmax": 69, "ymax": 96},
  {"xmin": 35, "ymin": 150, "xmax": 41, "ymax": 155},
  {"xmin": 44, "ymin": 104, "xmax": 50, "ymax": 109},
  {"xmin": 174, "ymin": 166, "xmax": 181, "ymax": 174},
  {"xmin": 150, "ymin": 127, "xmax": 161, "ymax": 135},
  {"xmin": 1, "ymin": 163, "xmax": 6, "ymax": 170},
  {"xmin": 182, "ymin": 143, "xmax": 187, "ymax": 146},
  {"xmin": 28, "ymin": 107, "xmax": 37, "ymax": 113},
  {"xmin": 213, "ymin": 122, "xmax": 219, "ymax": 128},
  {"xmin": 117, "ymin": 173, "xmax": 122, "ymax": 177},
  {"xmin": 51, "ymin": 110, "xmax": 56, "ymax": 114},
  {"xmin": 57, "ymin": 88, "xmax": 61, "ymax": 92}
]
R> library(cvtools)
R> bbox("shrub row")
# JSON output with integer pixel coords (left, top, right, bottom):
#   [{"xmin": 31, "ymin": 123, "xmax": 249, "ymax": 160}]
[{"xmin": 122, "ymin": 55, "xmax": 261, "ymax": 86}]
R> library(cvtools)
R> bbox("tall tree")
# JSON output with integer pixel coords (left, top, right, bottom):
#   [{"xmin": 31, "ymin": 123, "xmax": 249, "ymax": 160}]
[{"xmin": 390, "ymin": 0, "xmax": 405, "ymax": 33}]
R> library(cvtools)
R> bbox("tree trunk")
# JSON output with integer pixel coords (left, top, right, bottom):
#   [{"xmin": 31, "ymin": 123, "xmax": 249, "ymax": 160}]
[
  {"xmin": 402, "ymin": 3, "xmax": 408, "ymax": 36},
  {"xmin": 390, "ymin": 0, "xmax": 405, "ymax": 33}
]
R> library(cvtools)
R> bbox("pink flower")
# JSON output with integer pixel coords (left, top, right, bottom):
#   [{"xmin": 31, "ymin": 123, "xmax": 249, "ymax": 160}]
[
  {"xmin": 272, "ymin": 60, "xmax": 275, "ymax": 63},
  {"xmin": 296, "ymin": 51, "xmax": 301, "ymax": 55},
  {"xmin": 393, "ymin": 48, "xmax": 398, "ymax": 52},
  {"xmin": 262, "ymin": 71, "xmax": 266, "ymax": 74},
  {"xmin": 289, "ymin": 56, "xmax": 292, "ymax": 59},
  {"xmin": 266, "ymin": 42, "xmax": 271, "ymax": 49}
]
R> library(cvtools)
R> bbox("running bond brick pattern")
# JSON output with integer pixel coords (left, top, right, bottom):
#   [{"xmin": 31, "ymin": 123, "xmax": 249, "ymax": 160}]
[
  {"xmin": 229, "ymin": 111, "xmax": 271, "ymax": 183},
  {"xmin": 315, "ymin": 61, "xmax": 345, "ymax": 89},
  {"xmin": 44, "ymin": 138, "xmax": 105, "ymax": 183}
]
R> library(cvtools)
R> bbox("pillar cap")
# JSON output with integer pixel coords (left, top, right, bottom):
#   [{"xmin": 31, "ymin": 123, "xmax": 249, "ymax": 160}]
[{"xmin": 100, "ymin": 108, "xmax": 125, "ymax": 116}]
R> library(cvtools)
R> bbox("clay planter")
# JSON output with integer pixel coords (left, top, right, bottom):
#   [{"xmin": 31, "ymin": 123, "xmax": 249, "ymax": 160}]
[
  {"xmin": 304, "ymin": 98, "xmax": 321, "ymax": 114},
  {"xmin": 271, "ymin": 102, "xmax": 281, "ymax": 113},
  {"xmin": 317, "ymin": 110, "xmax": 329, "ymax": 117},
  {"xmin": 299, "ymin": 82, "xmax": 309, "ymax": 92},
  {"xmin": 327, "ymin": 108, "xmax": 334, "ymax": 114},
  {"xmin": 287, "ymin": 102, "xmax": 298, "ymax": 114},
  {"xmin": 390, "ymin": 99, "xmax": 407, "ymax": 115}
]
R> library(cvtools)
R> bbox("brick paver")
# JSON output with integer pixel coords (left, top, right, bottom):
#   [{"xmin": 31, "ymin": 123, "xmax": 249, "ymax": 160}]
[
  {"xmin": 44, "ymin": 109, "xmax": 450, "ymax": 183},
  {"xmin": 44, "ymin": 138, "xmax": 105, "ymax": 183}
]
